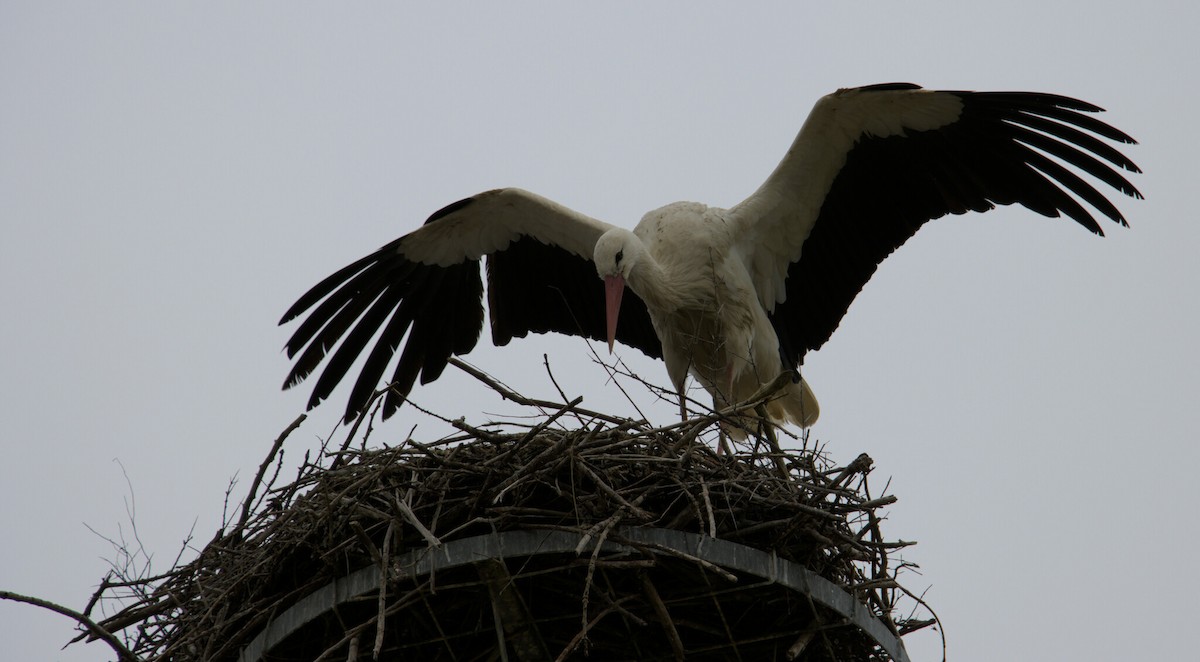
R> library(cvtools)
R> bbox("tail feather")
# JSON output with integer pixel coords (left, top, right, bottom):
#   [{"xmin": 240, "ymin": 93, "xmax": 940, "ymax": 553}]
[
  {"xmin": 765, "ymin": 376, "xmax": 820, "ymax": 428},
  {"xmin": 719, "ymin": 372, "xmax": 819, "ymax": 440}
]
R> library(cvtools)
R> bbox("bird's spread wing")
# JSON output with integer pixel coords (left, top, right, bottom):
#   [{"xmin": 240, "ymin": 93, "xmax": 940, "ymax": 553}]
[
  {"xmin": 728, "ymin": 82, "xmax": 1142, "ymax": 368},
  {"xmin": 280, "ymin": 187, "xmax": 660, "ymax": 422},
  {"xmin": 486, "ymin": 234, "xmax": 662, "ymax": 359}
]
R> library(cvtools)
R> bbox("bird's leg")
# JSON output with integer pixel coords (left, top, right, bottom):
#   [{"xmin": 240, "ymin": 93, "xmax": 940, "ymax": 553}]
[
  {"xmin": 717, "ymin": 427, "xmax": 733, "ymax": 456},
  {"xmin": 713, "ymin": 393, "xmax": 736, "ymax": 456},
  {"xmin": 668, "ymin": 363, "xmax": 690, "ymax": 424},
  {"xmin": 755, "ymin": 403, "xmax": 789, "ymax": 481}
]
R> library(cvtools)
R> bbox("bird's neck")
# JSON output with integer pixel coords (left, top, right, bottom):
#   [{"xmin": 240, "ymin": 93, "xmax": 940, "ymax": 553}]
[{"xmin": 625, "ymin": 253, "xmax": 673, "ymax": 312}]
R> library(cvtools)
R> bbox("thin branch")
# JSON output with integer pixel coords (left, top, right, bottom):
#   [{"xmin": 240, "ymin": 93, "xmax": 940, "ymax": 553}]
[
  {"xmin": 0, "ymin": 590, "xmax": 138, "ymax": 662},
  {"xmin": 449, "ymin": 357, "xmax": 634, "ymax": 426},
  {"xmin": 237, "ymin": 413, "xmax": 306, "ymax": 533}
]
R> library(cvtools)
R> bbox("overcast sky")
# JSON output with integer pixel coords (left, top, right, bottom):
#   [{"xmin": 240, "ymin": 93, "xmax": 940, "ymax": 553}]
[{"xmin": 2, "ymin": 3, "xmax": 1196, "ymax": 661}]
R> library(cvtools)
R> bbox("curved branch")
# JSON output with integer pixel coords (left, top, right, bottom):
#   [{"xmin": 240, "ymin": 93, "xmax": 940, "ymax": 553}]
[{"xmin": 0, "ymin": 589, "xmax": 138, "ymax": 662}]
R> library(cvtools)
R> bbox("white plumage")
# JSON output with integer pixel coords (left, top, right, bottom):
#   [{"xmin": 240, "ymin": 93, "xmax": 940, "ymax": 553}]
[{"xmin": 591, "ymin": 203, "xmax": 820, "ymax": 432}]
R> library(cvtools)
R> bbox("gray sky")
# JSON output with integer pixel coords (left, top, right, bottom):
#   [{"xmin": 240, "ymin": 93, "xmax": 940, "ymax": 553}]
[{"xmin": 2, "ymin": 3, "xmax": 1195, "ymax": 660}]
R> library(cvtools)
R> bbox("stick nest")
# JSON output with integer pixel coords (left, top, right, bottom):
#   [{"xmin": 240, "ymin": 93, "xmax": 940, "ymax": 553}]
[{"xmin": 83, "ymin": 370, "xmax": 934, "ymax": 661}]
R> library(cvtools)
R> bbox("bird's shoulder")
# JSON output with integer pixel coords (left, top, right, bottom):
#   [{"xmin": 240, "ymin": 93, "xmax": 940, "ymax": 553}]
[{"xmin": 635, "ymin": 202, "xmax": 735, "ymax": 255}]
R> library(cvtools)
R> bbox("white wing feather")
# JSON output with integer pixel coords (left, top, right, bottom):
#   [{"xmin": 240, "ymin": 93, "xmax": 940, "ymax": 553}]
[
  {"xmin": 728, "ymin": 87, "xmax": 964, "ymax": 311},
  {"xmin": 396, "ymin": 188, "xmax": 616, "ymax": 266}
]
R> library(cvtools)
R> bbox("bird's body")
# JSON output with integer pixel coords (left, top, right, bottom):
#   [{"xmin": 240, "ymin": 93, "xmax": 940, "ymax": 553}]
[
  {"xmin": 279, "ymin": 83, "xmax": 1140, "ymax": 431},
  {"xmin": 600, "ymin": 203, "xmax": 819, "ymax": 430}
]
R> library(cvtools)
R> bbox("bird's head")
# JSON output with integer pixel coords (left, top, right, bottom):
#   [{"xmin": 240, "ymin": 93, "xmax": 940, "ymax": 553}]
[{"xmin": 593, "ymin": 228, "xmax": 643, "ymax": 353}]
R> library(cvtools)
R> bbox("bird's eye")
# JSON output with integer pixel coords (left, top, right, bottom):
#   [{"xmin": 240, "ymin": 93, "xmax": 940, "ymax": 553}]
[{"xmin": 615, "ymin": 249, "xmax": 624, "ymax": 264}]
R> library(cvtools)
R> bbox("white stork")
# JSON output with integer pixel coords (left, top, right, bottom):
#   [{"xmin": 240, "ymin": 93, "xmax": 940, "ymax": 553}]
[{"xmin": 280, "ymin": 83, "xmax": 1140, "ymax": 432}]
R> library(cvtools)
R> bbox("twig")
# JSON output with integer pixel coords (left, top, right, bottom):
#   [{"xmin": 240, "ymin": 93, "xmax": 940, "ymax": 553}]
[
  {"xmin": 237, "ymin": 414, "xmax": 306, "ymax": 534},
  {"xmin": 553, "ymin": 597, "xmax": 639, "ymax": 662},
  {"xmin": 374, "ymin": 519, "xmax": 393, "ymax": 660},
  {"xmin": 519, "ymin": 396, "xmax": 584, "ymax": 445},
  {"xmin": 389, "ymin": 492, "xmax": 441, "ymax": 548},
  {"xmin": 543, "ymin": 353, "xmax": 586, "ymax": 427},
  {"xmin": 641, "ymin": 575, "xmax": 685, "ymax": 662},
  {"xmin": 699, "ymin": 477, "xmax": 718, "ymax": 538},
  {"xmin": 449, "ymin": 357, "xmax": 631, "ymax": 425},
  {"xmin": 0, "ymin": 590, "xmax": 138, "ymax": 662}
]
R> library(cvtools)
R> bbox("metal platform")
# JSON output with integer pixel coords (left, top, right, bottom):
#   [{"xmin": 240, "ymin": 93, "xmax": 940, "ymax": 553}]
[{"xmin": 240, "ymin": 526, "xmax": 908, "ymax": 661}]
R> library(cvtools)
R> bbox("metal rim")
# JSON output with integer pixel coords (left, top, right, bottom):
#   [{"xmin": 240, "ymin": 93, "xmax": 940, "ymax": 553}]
[{"xmin": 238, "ymin": 526, "xmax": 909, "ymax": 662}]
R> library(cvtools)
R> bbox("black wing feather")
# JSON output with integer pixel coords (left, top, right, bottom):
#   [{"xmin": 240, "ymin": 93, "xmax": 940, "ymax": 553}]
[
  {"xmin": 487, "ymin": 236, "xmax": 662, "ymax": 359},
  {"xmin": 282, "ymin": 251, "xmax": 414, "ymax": 388},
  {"xmin": 281, "ymin": 203, "xmax": 660, "ymax": 423},
  {"xmin": 772, "ymin": 88, "xmax": 1141, "ymax": 369},
  {"xmin": 282, "ymin": 238, "xmax": 480, "ymax": 422}
]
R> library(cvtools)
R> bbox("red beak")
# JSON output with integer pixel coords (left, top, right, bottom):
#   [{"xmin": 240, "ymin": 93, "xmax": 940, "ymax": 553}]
[{"xmin": 604, "ymin": 274, "xmax": 625, "ymax": 353}]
